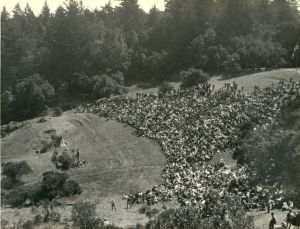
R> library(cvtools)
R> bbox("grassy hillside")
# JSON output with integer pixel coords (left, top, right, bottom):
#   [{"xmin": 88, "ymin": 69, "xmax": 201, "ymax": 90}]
[{"xmin": 1, "ymin": 112, "xmax": 165, "ymax": 197}]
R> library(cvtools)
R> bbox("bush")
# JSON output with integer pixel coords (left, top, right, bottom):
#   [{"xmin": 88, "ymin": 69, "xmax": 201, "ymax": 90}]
[
  {"xmin": 72, "ymin": 202, "xmax": 102, "ymax": 229},
  {"xmin": 37, "ymin": 117, "xmax": 47, "ymax": 123},
  {"xmin": 42, "ymin": 171, "xmax": 69, "ymax": 200},
  {"xmin": 41, "ymin": 171, "xmax": 81, "ymax": 200},
  {"xmin": 3, "ymin": 171, "xmax": 81, "ymax": 207},
  {"xmin": 33, "ymin": 214, "xmax": 43, "ymax": 225},
  {"xmin": 21, "ymin": 220, "xmax": 34, "ymax": 229},
  {"xmin": 138, "ymin": 205, "xmax": 151, "ymax": 214},
  {"xmin": 40, "ymin": 139, "xmax": 53, "ymax": 153},
  {"xmin": 4, "ymin": 186, "xmax": 30, "ymax": 207},
  {"xmin": 145, "ymin": 208, "xmax": 160, "ymax": 219},
  {"xmin": 62, "ymin": 180, "xmax": 82, "ymax": 196},
  {"xmin": 180, "ymin": 68, "xmax": 209, "ymax": 88},
  {"xmin": 56, "ymin": 152, "xmax": 74, "ymax": 170},
  {"xmin": 39, "ymin": 134, "xmax": 62, "ymax": 153},
  {"xmin": 1, "ymin": 161, "xmax": 32, "ymax": 186},
  {"xmin": 51, "ymin": 134, "xmax": 62, "ymax": 147},
  {"xmin": 53, "ymin": 107, "xmax": 63, "ymax": 117},
  {"xmin": 158, "ymin": 82, "xmax": 174, "ymax": 97},
  {"xmin": 1, "ymin": 121, "xmax": 24, "ymax": 138},
  {"xmin": 1, "ymin": 177, "xmax": 18, "ymax": 190}
]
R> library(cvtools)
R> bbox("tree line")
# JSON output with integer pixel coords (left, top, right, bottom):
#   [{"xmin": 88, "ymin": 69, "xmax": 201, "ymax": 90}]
[{"xmin": 1, "ymin": 0, "xmax": 300, "ymax": 123}]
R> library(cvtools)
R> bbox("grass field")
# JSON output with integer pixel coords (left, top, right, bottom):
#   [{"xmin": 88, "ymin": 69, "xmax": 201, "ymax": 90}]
[{"xmin": 1, "ymin": 68, "xmax": 300, "ymax": 228}]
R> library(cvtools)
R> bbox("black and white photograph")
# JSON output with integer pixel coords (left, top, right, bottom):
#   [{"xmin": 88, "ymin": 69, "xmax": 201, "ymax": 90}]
[{"xmin": 1, "ymin": 0, "xmax": 300, "ymax": 228}]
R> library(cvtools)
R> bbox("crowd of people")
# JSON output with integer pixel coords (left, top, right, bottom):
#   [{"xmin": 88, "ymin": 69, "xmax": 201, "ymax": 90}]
[{"xmin": 75, "ymin": 80, "xmax": 299, "ymax": 210}]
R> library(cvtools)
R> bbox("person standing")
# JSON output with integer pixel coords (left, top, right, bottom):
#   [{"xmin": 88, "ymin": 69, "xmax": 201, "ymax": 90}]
[
  {"xmin": 111, "ymin": 200, "xmax": 117, "ymax": 211},
  {"xmin": 286, "ymin": 210, "xmax": 295, "ymax": 229},
  {"xmin": 269, "ymin": 212, "xmax": 276, "ymax": 229}
]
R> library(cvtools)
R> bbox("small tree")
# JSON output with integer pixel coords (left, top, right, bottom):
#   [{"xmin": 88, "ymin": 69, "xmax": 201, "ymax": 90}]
[{"xmin": 180, "ymin": 68, "xmax": 208, "ymax": 88}]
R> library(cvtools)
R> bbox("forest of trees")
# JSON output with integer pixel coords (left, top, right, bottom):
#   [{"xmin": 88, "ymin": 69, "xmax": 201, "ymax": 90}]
[{"xmin": 1, "ymin": 0, "xmax": 300, "ymax": 123}]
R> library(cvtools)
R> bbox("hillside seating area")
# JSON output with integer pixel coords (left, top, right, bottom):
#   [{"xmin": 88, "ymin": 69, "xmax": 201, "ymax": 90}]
[{"xmin": 76, "ymin": 80, "xmax": 299, "ymax": 213}]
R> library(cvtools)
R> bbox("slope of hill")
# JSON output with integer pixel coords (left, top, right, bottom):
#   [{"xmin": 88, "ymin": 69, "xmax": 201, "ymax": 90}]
[{"xmin": 1, "ymin": 112, "xmax": 165, "ymax": 196}]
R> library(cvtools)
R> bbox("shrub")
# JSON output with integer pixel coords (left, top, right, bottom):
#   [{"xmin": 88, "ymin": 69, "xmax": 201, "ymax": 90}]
[
  {"xmin": 21, "ymin": 220, "xmax": 34, "ymax": 229},
  {"xmin": 51, "ymin": 134, "xmax": 62, "ymax": 147},
  {"xmin": 56, "ymin": 152, "xmax": 74, "ymax": 170},
  {"xmin": 138, "ymin": 205, "xmax": 151, "ymax": 214},
  {"xmin": 42, "ymin": 171, "xmax": 69, "ymax": 200},
  {"xmin": 158, "ymin": 82, "xmax": 174, "ymax": 97},
  {"xmin": 37, "ymin": 117, "xmax": 47, "ymax": 123},
  {"xmin": 3, "ymin": 171, "xmax": 81, "ymax": 207},
  {"xmin": 62, "ymin": 180, "xmax": 82, "ymax": 196},
  {"xmin": 33, "ymin": 214, "xmax": 43, "ymax": 225},
  {"xmin": 1, "ymin": 121, "xmax": 24, "ymax": 138},
  {"xmin": 49, "ymin": 211, "xmax": 61, "ymax": 223},
  {"xmin": 27, "ymin": 182, "xmax": 45, "ymax": 205},
  {"xmin": 72, "ymin": 202, "xmax": 102, "ymax": 229},
  {"xmin": 1, "ymin": 177, "xmax": 17, "ymax": 190},
  {"xmin": 180, "ymin": 68, "xmax": 209, "ymax": 88},
  {"xmin": 39, "ymin": 134, "xmax": 62, "ymax": 153},
  {"xmin": 53, "ymin": 107, "xmax": 63, "ymax": 117},
  {"xmin": 1, "ymin": 161, "xmax": 32, "ymax": 185},
  {"xmin": 44, "ymin": 129, "xmax": 56, "ymax": 134},
  {"xmin": 4, "ymin": 186, "xmax": 29, "ymax": 207},
  {"xmin": 145, "ymin": 208, "xmax": 160, "ymax": 219},
  {"xmin": 40, "ymin": 139, "xmax": 53, "ymax": 153}
]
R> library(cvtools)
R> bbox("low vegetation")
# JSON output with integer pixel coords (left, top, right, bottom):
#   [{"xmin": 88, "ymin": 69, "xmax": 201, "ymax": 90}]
[
  {"xmin": 1, "ymin": 161, "xmax": 32, "ymax": 189},
  {"xmin": 1, "ymin": 121, "xmax": 24, "ymax": 138},
  {"xmin": 2, "ymin": 171, "xmax": 81, "ymax": 207},
  {"xmin": 72, "ymin": 202, "xmax": 103, "ymax": 229},
  {"xmin": 52, "ymin": 106, "xmax": 63, "ymax": 117},
  {"xmin": 180, "ymin": 68, "xmax": 209, "ymax": 88}
]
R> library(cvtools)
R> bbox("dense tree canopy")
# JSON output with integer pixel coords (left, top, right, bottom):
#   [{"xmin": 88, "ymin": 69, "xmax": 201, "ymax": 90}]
[{"xmin": 1, "ymin": 0, "xmax": 299, "ymax": 123}]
